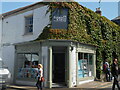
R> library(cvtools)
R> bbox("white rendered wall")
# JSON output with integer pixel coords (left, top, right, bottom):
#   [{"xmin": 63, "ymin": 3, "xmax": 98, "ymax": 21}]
[
  {"xmin": 0, "ymin": 19, "xmax": 2, "ymax": 58},
  {"xmin": 2, "ymin": 5, "xmax": 50, "ymax": 44},
  {"xmin": 1, "ymin": 5, "xmax": 50, "ymax": 84},
  {"xmin": 2, "ymin": 45, "xmax": 15, "ymax": 83}
]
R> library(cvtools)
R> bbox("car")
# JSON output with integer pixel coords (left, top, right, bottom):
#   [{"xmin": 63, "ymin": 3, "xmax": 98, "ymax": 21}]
[{"xmin": 0, "ymin": 58, "xmax": 11, "ymax": 90}]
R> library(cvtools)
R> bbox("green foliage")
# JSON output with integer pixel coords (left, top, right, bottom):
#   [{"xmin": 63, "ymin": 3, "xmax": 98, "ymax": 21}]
[{"xmin": 35, "ymin": 2, "xmax": 120, "ymax": 79}]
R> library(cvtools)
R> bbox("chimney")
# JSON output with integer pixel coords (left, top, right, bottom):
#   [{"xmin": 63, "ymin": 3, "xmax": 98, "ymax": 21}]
[{"xmin": 95, "ymin": 8, "xmax": 102, "ymax": 15}]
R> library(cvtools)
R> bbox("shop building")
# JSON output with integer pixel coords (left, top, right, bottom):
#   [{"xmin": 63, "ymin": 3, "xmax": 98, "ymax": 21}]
[
  {"xmin": 14, "ymin": 40, "xmax": 96, "ymax": 88},
  {"xmin": 0, "ymin": 2, "xmax": 97, "ymax": 88}
]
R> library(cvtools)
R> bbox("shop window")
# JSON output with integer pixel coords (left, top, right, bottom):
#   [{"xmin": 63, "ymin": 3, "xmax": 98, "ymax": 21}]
[
  {"xmin": 78, "ymin": 53, "xmax": 94, "ymax": 78},
  {"xmin": 17, "ymin": 53, "xmax": 39, "ymax": 79},
  {"xmin": 78, "ymin": 53, "xmax": 83, "ymax": 59}
]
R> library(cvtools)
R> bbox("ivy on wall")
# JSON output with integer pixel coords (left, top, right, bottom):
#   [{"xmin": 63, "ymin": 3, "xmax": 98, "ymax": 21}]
[{"xmin": 35, "ymin": 2, "xmax": 120, "ymax": 79}]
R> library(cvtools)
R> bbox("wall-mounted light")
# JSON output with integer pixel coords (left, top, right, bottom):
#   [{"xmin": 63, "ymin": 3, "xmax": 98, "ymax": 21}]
[{"xmin": 71, "ymin": 46, "xmax": 74, "ymax": 51}]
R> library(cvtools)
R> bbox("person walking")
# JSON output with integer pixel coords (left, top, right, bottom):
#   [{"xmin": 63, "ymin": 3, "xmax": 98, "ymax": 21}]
[
  {"xmin": 105, "ymin": 59, "xmax": 111, "ymax": 82},
  {"xmin": 103, "ymin": 59, "xmax": 111, "ymax": 82},
  {"xmin": 36, "ymin": 64, "xmax": 43, "ymax": 90},
  {"xmin": 111, "ymin": 58, "xmax": 120, "ymax": 90}
]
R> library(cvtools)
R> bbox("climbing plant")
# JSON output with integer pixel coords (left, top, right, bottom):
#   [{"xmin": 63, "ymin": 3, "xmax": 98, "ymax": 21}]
[{"xmin": 35, "ymin": 2, "xmax": 120, "ymax": 79}]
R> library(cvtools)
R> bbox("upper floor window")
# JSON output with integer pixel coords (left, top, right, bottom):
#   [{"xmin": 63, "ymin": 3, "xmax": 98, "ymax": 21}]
[{"xmin": 25, "ymin": 15, "xmax": 33, "ymax": 34}]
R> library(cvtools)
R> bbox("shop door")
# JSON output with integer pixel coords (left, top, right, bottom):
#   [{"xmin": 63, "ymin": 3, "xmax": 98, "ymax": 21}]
[{"xmin": 52, "ymin": 53, "xmax": 65, "ymax": 83}]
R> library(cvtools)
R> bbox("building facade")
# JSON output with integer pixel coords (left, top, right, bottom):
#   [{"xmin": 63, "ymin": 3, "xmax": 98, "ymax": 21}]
[
  {"xmin": 0, "ymin": 3, "xmax": 50, "ymax": 83},
  {"xmin": 0, "ymin": 2, "xmax": 97, "ymax": 88}
]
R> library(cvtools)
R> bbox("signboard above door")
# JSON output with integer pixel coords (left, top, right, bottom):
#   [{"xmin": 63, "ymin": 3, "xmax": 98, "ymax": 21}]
[{"xmin": 52, "ymin": 8, "xmax": 68, "ymax": 29}]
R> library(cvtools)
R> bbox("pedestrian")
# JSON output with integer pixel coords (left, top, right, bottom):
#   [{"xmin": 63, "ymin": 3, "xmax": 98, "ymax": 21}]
[
  {"xmin": 103, "ymin": 59, "xmax": 111, "ymax": 82},
  {"xmin": 36, "ymin": 64, "xmax": 43, "ymax": 90},
  {"xmin": 111, "ymin": 58, "xmax": 120, "ymax": 90}
]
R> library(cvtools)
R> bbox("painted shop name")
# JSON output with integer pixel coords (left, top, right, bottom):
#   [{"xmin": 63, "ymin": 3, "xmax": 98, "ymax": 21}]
[{"xmin": 53, "ymin": 15, "xmax": 67, "ymax": 22}]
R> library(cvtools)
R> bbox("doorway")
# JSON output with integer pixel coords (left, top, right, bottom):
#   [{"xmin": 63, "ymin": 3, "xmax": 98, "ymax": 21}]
[{"xmin": 52, "ymin": 46, "xmax": 66, "ymax": 86}]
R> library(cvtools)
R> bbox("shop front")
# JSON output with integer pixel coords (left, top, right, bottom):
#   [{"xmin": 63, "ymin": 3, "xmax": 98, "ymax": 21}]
[
  {"xmin": 14, "ymin": 40, "xmax": 96, "ymax": 88},
  {"xmin": 76, "ymin": 43, "xmax": 96, "ymax": 85}
]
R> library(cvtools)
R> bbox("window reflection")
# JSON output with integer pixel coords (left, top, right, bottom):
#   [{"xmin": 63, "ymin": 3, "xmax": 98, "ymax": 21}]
[
  {"xmin": 78, "ymin": 53, "xmax": 93, "ymax": 78},
  {"xmin": 17, "ymin": 53, "xmax": 39, "ymax": 79}
]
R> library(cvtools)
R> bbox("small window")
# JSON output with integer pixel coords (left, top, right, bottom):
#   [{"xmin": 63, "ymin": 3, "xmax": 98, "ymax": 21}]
[{"xmin": 25, "ymin": 15, "xmax": 33, "ymax": 34}]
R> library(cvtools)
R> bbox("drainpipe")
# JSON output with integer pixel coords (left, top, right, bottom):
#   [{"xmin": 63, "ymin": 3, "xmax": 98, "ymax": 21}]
[{"xmin": 0, "ymin": 16, "xmax": 4, "ymax": 58}]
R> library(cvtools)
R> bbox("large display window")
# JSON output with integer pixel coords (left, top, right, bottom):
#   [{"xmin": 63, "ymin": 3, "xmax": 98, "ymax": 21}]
[
  {"xmin": 78, "ymin": 53, "xmax": 93, "ymax": 78},
  {"xmin": 16, "ymin": 53, "xmax": 39, "ymax": 79}
]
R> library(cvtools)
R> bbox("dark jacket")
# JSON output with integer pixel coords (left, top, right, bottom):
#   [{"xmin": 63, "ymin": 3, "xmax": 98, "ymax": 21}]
[{"xmin": 111, "ymin": 63, "xmax": 119, "ymax": 77}]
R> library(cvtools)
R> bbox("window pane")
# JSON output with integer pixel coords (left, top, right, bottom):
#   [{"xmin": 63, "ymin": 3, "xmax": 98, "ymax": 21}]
[
  {"xmin": 78, "ymin": 53, "xmax": 83, "ymax": 60},
  {"xmin": 89, "ymin": 54, "xmax": 93, "ymax": 65},
  {"xmin": 28, "ymin": 25, "xmax": 33, "ymax": 32},
  {"xmin": 78, "ymin": 53, "xmax": 94, "ymax": 78},
  {"xmin": 25, "ymin": 15, "xmax": 33, "ymax": 34},
  {"xmin": 84, "ymin": 53, "xmax": 88, "ymax": 60},
  {"xmin": 31, "ymin": 53, "xmax": 39, "ymax": 68},
  {"xmin": 17, "ymin": 54, "xmax": 26, "ymax": 78},
  {"xmin": 83, "ymin": 59, "xmax": 88, "ymax": 77},
  {"xmin": 24, "ymin": 54, "xmax": 31, "ymax": 68},
  {"xmin": 88, "ymin": 54, "xmax": 93, "ymax": 77},
  {"xmin": 78, "ymin": 59, "xmax": 83, "ymax": 78}
]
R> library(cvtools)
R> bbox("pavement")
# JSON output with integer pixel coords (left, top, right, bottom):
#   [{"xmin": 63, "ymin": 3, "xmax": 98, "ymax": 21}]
[{"xmin": 6, "ymin": 81, "xmax": 120, "ymax": 90}]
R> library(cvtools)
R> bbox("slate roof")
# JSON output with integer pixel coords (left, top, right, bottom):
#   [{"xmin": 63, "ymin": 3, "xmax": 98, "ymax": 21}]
[
  {"xmin": 0, "ymin": 2, "xmax": 45, "ymax": 18},
  {"xmin": 111, "ymin": 16, "xmax": 120, "ymax": 26}
]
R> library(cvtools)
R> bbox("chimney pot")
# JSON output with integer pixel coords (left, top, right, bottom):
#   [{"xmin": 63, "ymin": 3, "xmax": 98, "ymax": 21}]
[{"xmin": 95, "ymin": 8, "xmax": 102, "ymax": 15}]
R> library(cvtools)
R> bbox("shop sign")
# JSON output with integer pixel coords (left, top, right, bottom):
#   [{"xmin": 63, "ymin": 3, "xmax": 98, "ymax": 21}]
[{"xmin": 52, "ymin": 8, "xmax": 68, "ymax": 29}]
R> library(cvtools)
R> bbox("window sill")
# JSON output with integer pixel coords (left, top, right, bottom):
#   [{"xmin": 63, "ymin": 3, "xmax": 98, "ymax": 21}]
[{"xmin": 23, "ymin": 32, "xmax": 33, "ymax": 36}]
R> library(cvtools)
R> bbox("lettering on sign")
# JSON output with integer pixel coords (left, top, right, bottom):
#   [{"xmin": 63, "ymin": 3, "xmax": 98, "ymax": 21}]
[{"xmin": 53, "ymin": 15, "xmax": 67, "ymax": 22}]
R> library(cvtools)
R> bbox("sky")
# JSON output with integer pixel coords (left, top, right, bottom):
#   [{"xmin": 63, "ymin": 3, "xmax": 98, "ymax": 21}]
[{"xmin": 0, "ymin": 1, "xmax": 119, "ymax": 20}]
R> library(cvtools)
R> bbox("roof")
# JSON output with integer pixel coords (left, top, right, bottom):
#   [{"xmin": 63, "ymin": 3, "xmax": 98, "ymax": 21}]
[
  {"xmin": 111, "ymin": 16, "xmax": 120, "ymax": 25},
  {"xmin": 0, "ymin": 2, "xmax": 46, "ymax": 18},
  {"xmin": 112, "ymin": 16, "xmax": 120, "ymax": 21},
  {"xmin": 14, "ymin": 39, "xmax": 97, "ymax": 48},
  {"xmin": 0, "ymin": 1, "xmax": 74, "ymax": 18}
]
